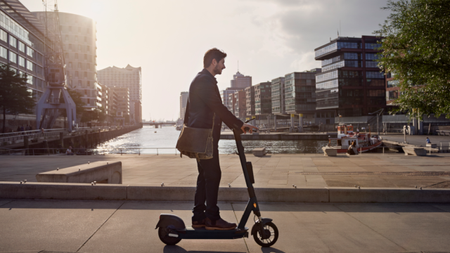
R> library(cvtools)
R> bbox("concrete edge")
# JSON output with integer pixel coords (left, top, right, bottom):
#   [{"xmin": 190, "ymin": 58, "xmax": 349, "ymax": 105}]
[{"xmin": 1, "ymin": 182, "xmax": 450, "ymax": 203}]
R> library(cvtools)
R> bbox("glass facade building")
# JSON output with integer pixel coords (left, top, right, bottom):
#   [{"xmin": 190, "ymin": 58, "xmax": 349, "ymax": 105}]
[
  {"xmin": 254, "ymin": 82, "xmax": 272, "ymax": 116},
  {"xmin": 284, "ymin": 69, "xmax": 320, "ymax": 117},
  {"xmin": 0, "ymin": 1, "xmax": 49, "ymax": 105},
  {"xmin": 245, "ymin": 86, "xmax": 254, "ymax": 118},
  {"xmin": 315, "ymin": 36, "xmax": 386, "ymax": 117},
  {"xmin": 271, "ymin": 77, "xmax": 285, "ymax": 115}
]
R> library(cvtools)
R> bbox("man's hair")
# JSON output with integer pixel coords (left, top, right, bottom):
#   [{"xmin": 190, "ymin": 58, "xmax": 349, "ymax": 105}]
[{"xmin": 203, "ymin": 48, "xmax": 227, "ymax": 68}]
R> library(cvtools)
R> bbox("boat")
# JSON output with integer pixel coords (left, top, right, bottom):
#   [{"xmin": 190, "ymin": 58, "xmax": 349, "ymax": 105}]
[{"xmin": 322, "ymin": 125, "xmax": 382, "ymax": 156}]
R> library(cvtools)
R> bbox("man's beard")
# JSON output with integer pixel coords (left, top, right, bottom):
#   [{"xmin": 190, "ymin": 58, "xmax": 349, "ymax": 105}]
[{"xmin": 213, "ymin": 65, "xmax": 222, "ymax": 75}]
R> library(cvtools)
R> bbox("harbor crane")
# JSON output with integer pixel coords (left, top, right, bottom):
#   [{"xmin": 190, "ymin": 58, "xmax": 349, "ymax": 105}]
[{"xmin": 35, "ymin": 0, "xmax": 76, "ymax": 132}]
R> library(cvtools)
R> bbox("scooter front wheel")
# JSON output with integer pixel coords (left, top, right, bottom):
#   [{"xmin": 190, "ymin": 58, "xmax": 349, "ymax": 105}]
[
  {"xmin": 158, "ymin": 226, "xmax": 181, "ymax": 245},
  {"xmin": 252, "ymin": 221, "xmax": 279, "ymax": 247}
]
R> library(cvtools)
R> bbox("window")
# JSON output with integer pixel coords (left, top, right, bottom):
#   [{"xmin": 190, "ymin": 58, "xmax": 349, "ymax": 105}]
[
  {"xmin": 18, "ymin": 56, "xmax": 25, "ymax": 67},
  {"xmin": 78, "ymin": 62, "xmax": 82, "ymax": 69},
  {"xmin": 0, "ymin": 29, "xmax": 7, "ymax": 42},
  {"xmin": 84, "ymin": 72, "xmax": 87, "ymax": 77},
  {"xmin": 9, "ymin": 35, "xmax": 16, "ymax": 47},
  {"xmin": 9, "ymin": 51, "xmax": 16, "ymax": 63},
  {"xmin": 0, "ymin": 46, "xmax": 7, "ymax": 58},
  {"xmin": 366, "ymin": 71, "xmax": 384, "ymax": 79},
  {"xmin": 78, "ymin": 80, "xmax": 82, "ymax": 87},
  {"xmin": 26, "ymin": 47, "xmax": 33, "ymax": 57},
  {"xmin": 75, "ymin": 53, "xmax": 78, "ymax": 59},
  {"xmin": 27, "ymin": 75, "xmax": 33, "ymax": 84},
  {"xmin": 365, "ymin": 43, "xmax": 381, "ymax": 50},
  {"xmin": 75, "ymin": 71, "xmax": 79, "ymax": 77},
  {"xmin": 27, "ymin": 61, "xmax": 33, "ymax": 71},
  {"xmin": 18, "ymin": 41, "xmax": 25, "ymax": 52}
]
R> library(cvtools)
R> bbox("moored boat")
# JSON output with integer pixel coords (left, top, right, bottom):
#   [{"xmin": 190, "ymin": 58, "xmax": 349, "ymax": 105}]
[{"xmin": 322, "ymin": 125, "xmax": 382, "ymax": 155}]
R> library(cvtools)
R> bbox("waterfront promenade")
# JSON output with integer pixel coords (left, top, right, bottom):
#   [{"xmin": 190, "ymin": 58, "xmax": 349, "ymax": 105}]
[{"xmin": 1, "ymin": 134, "xmax": 450, "ymax": 252}]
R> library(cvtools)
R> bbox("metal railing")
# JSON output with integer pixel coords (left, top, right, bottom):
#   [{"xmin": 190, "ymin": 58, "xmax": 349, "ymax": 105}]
[
  {"xmin": 0, "ymin": 147, "xmax": 180, "ymax": 156},
  {"xmin": 0, "ymin": 126, "xmax": 135, "ymax": 147}
]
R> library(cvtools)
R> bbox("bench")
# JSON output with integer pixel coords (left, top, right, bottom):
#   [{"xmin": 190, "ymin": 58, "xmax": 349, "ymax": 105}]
[
  {"xmin": 36, "ymin": 161, "xmax": 122, "ymax": 184},
  {"xmin": 252, "ymin": 147, "xmax": 267, "ymax": 157},
  {"xmin": 402, "ymin": 147, "xmax": 427, "ymax": 156}
]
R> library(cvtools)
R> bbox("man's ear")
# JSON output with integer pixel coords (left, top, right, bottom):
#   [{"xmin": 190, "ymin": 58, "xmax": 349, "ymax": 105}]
[{"xmin": 211, "ymin": 58, "xmax": 217, "ymax": 68}]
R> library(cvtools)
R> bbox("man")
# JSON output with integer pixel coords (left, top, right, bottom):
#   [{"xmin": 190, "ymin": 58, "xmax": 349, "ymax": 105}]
[{"xmin": 186, "ymin": 48, "xmax": 257, "ymax": 230}]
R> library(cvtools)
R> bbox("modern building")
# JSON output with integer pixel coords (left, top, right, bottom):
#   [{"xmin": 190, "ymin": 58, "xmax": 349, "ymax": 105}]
[
  {"xmin": 233, "ymin": 90, "xmax": 246, "ymax": 121},
  {"xmin": 230, "ymin": 71, "xmax": 252, "ymax": 89},
  {"xmin": 0, "ymin": 0, "xmax": 50, "ymax": 129},
  {"xmin": 314, "ymin": 36, "xmax": 386, "ymax": 123},
  {"xmin": 284, "ymin": 69, "xmax": 321, "ymax": 125},
  {"xmin": 245, "ymin": 86, "xmax": 255, "ymax": 119},
  {"xmin": 221, "ymin": 88, "xmax": 239, "ymax": 112},
  {"xmin": 111, "ymin": 87, "xmax": 129, "ymax": 124},
  {"xmin": 221, "ymin": 71, "xmax": 252, "ymax": 115},
  {"xmin": 180, "ymin": 91, "xmax": 188, "ymax": 120},
  {"xmin": 271, "ymin": 77, "xmax": 285, "ymax": 116},
  {"xmin": 99, "ymin": 83, "xmax": 116, "ymax": 122},
  {"xmin": 97, "ymin": 65, "xmax": 142, "ymax": 123},
  {"xmin": 385, "ymin": 73, "xmax": 399, "ymax": 106},
  {"xmin": 254, "ymin": 82, "xmax": 272, "ymax": 117},
  {"xmin": 33, "ymin": 11, "xmax": 101, "ymax": 112}
]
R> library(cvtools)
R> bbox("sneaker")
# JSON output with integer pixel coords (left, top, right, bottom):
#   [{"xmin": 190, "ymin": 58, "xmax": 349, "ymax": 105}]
[
  {"xmin": 192, "ymin": 219, "xmax": 206, "ymax": 228},
  {"xmin": 205, "ymin": 218, "xmax": 237, "ymax": 230}
]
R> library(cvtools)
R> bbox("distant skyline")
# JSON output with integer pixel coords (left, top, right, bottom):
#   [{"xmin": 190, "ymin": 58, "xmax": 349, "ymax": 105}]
[{"xmin": 20, "ymin": 0, "xmax": 390, "ymax": 121}]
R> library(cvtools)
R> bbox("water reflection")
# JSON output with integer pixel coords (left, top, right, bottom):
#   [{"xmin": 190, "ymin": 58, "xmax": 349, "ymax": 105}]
[{"xmin": 96, "ymin": 126, "xmax": 328, "ymax": 155}]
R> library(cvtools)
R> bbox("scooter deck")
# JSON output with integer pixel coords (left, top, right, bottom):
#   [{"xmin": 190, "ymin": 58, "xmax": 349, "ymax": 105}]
[{"xmin": 176, "ymin": 227, "xmax": 249, "ymax": 240}]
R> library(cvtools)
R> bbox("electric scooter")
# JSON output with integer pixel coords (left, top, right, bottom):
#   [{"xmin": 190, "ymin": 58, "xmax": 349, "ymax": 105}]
[{"xmin": 156, "ymin": 128, "xmax": 279, "ymax": 247}]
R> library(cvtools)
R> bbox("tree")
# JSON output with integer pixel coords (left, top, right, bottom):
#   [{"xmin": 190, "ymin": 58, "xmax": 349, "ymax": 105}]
[
  {"xmin": 375, "ymin": 0, "xmax": 450, "ymax": 119},
  {"xmin": 0, "ymin": 64, "xmax": 35, "ymax": 132}
]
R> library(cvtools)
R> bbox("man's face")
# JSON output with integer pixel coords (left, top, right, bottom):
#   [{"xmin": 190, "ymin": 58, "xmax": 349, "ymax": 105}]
[{"xmin": 213, "ymin": 58, "xmax": 226, "ymax": 75}]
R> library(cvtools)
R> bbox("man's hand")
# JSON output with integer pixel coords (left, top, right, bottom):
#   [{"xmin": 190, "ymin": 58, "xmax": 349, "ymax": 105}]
[{"xmin": 241, "ymin": 123, "xmax": 258, "ymax": 134}]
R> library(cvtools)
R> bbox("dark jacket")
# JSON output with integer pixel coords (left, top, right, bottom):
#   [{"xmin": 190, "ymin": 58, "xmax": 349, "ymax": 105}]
[{"xmin": 186, "ymin": 69, "xmax": 243, "ymax": 139}]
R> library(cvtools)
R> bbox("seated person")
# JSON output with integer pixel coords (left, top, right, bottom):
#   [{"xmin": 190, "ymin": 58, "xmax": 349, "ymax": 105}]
[{"xmin": 66, "ymin": 146, "xmax": 74, "ymax": 155}]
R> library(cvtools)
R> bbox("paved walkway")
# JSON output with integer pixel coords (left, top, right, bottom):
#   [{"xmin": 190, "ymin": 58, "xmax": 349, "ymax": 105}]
[
  {"xmin": 2, "ymin": 134, "xmax": 450, "ymax": 252},
  {"xmin": 1, "ymin": 199, "xmax": 450, "ymax": 253},
  {"xmin": 2, "ymin": 152, "xmax": 450, "ymax": 189}
]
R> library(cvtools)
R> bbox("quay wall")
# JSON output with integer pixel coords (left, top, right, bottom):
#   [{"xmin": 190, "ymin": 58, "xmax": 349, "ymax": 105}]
[{"xmin": 23, "ymin": 125, "xmax": 142, "ymax": 152}]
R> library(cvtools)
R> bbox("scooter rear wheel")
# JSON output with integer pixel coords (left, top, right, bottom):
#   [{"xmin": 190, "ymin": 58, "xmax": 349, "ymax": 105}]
[
  {"xmin": 253, "ymin": 221, "xmax": 279, "ymax": 247},
  {"xmin": 158, "ymin": 226, "xmax": 181, "ymax": 245}
]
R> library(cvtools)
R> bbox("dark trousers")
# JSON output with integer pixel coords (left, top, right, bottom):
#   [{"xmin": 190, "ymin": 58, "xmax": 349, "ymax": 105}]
[{"xmin": 192, "ymin": 146, "xmax": 221, "ymax": 222}]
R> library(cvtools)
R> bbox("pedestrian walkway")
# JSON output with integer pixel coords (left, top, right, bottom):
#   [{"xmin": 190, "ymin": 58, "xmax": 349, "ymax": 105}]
[
  {"xmin": 1, "ymin": 198, "xmax": 449, "ymax": 253},
  {"xmin": 2, "ymin": 152, "xmax": 450, "ymax": 189}
]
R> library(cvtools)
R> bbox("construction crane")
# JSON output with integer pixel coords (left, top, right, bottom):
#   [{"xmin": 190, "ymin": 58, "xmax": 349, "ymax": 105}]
[{"xmin": 35, "ymin": 0, "xmax": 76, "ymax": 132}]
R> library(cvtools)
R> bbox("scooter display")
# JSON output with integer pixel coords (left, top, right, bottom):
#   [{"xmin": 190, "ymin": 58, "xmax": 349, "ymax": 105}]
[{"xmin": 156, "ymin": 128, "xmax": 279, "ymax": 247}]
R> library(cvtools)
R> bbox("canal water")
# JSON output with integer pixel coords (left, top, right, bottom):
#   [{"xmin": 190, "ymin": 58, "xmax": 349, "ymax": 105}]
[{"xmin": 96, "ymin": 125, "xmax": 328, "ymax": 155}]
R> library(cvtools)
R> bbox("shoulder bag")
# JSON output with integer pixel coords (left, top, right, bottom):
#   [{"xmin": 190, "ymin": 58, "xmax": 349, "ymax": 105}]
[{"xmin": 176, "ymin": 100, "xmax": 214, "ymax": 160}]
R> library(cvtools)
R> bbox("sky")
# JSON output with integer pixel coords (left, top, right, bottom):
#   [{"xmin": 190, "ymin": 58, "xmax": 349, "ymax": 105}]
[{"xmin": 20, "ymin": 0, "xmax": 391, "ymax": 121}]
